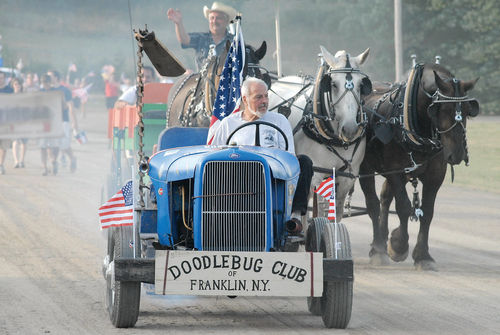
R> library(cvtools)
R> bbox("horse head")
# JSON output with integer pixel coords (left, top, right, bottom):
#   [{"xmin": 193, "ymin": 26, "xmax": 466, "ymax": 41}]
[
  {"xmin": 316, "ymin": 46, "xmax": 371, "ymax": 143},
  {"xmin": 420, "ymin": 64, "xmax": 480, "ymax": 165},
  {"xmin": 243, "ymin": 41, "xmax": 269, "ymax": 85}
]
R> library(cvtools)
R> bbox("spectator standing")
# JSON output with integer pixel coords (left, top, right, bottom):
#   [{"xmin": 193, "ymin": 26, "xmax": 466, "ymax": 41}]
[
  {"xmin": 23, "ymin": 72, "xmax": 39, "ymax": 92},
  {"xmin": 114, "ymin": 66, "xmax": 156, "ymax": 109},
  {"xmin": 0, "ymin": 72, "xmax": 14, "ymax": 174},
  {"xmin": 103, "ymin": 69, "xmax": 120, "ymax": 110},
  {"xmin": 0, "ymin": 71, "xmax": 13, "ymax": 93},
  {"xmin": 46, "ymin": 70, "xmax": 78, "ymax": 173},
  {"xmin": 39, "ymin": 74, "xmax": 60, "ymax": 176},
  {"xmin": 10, "ymin": 77, "xmax": 28, "ymax": 168}
]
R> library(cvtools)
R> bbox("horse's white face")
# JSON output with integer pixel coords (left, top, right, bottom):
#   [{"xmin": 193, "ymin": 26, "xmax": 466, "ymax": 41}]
[{"xmin": 320, "ymin": 46, "xmax": 370, "ymax": 142}]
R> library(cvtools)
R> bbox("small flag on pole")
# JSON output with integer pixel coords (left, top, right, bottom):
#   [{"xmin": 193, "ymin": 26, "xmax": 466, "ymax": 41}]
[
  {"xmin": 99, "ymin": 180, "xmax": 134, "ymax": 229},
  {"xmin": 206, "ymin": 15, "xmax": 245, "ymax": 145},
  {"xmin": 315, "ymin": 170, "xmax": 336, "ymax": 223},
  {"xmin": 315, "ymin": 176, "xmax": 334, "ymax": 198}
]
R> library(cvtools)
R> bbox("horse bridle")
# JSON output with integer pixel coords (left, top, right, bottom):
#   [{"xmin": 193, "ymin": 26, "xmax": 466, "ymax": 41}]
[
  {"xmin": 325, "ymin": 66, "xmax": 369, "ymax": 125},
  {"xmin": 422, "ymin": 76, "xmax": 478, "ymax": 165},
  {"xmin": 424, "ymin": 78, "xmax": 478, "ymax": 135}
]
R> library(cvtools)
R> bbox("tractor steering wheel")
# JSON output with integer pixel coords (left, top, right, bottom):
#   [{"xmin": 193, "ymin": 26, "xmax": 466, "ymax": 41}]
[{"xmin": 225, "ymin": 120, "xmax": 289, "ymax": 151}]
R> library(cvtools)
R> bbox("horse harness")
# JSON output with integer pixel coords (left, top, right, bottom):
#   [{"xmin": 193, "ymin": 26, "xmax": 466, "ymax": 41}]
[
  {"xmin": 167, "ymin": 46, "xmax": 221, "ymax": 127},
  {"xmin": 272, "ymin": 56, "xmax": 371, "ymax": 179},
  {"xmin": 366, "ymin": 63, "xmax": 478, "ymax": 164},
  {"xmin": 364, "ymin": 63, "xmax": 478, "ymax": 221}
]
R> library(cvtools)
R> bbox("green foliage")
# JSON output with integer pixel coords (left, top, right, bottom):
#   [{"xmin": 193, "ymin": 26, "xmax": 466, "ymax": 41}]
[
  {"xmin": 404, "ymin": 0, "xmax": 500, "ymax": 115},
  {"xmin": 444, "ymin": 119, "xmax": 500, "ymax": 193}
]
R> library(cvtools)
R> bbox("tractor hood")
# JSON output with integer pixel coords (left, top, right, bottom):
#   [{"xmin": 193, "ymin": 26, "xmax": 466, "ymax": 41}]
[{"xmin": 148, "ymin": 145, "xmax": 300, "ymax": 183}]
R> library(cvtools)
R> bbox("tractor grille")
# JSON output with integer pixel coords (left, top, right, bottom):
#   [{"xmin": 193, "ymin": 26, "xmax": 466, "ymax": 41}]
[{"xmin": 201, "ymin": 161, "xmax": 267, "ymax": 251}]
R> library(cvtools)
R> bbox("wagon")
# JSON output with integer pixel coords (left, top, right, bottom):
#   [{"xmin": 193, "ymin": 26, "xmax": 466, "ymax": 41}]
[{"xmin": 102, "ymin": 82, "xmax": 173, "ymax": 200}]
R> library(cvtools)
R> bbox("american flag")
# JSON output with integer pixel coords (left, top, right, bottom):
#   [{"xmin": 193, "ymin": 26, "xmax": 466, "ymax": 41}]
[
  {"xmin": 99, "ymin": 180, "xmax": 134, "ymax": 229},
  {"xmin": 206, "ymin": 18, "xmax": 245, "ymax": 144},
  {"xmin": 314, "ymin": 171, "xmax": 336, "ymax": 222}
]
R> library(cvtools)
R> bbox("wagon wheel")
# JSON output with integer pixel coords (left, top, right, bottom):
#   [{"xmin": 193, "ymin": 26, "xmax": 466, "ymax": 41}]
[
  {"xmin": 105, "ymin": 226, "xmax": 141, "ymax": 328},
  {"xmin": 305, "ymin": 217, "xmax": 328, "ymax": 315},
  {"xmin": 320, "ymin": 222, "xmax": 353, "ymax": 328}
]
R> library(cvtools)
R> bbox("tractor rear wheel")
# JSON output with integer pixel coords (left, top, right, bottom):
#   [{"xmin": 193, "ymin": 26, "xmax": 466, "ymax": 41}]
[{"xmin": 305, "ymin": 217, "xmax": 328, "ymax": 315}]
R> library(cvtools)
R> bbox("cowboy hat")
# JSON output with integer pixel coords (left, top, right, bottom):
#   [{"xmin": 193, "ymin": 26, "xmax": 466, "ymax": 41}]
[{"xmin": 203, "ymin": 2, "xmax": 237, "ymax": 21}]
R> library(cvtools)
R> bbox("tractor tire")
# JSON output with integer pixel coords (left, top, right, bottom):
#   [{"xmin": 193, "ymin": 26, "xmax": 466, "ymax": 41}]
[
  {"xmin": 305, "ymin": 217, "xmax": 328, "ymax": 316},
  {"xmin": 320, "ymin": 222, "xmax": 353, "ymax": 329},
  {"xmin": 105, "ymin": 226, "xmax": 141, "ymax": 328}
]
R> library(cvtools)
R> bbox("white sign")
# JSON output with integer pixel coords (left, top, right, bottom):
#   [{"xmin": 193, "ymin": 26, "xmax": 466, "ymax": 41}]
[
  {"xmin": 0, "ymin": 91, "xmax": 63, "ymax": 140},
  {"xmin": 155, "ymin": 250, "xmax": 323, "ymax": 297}
]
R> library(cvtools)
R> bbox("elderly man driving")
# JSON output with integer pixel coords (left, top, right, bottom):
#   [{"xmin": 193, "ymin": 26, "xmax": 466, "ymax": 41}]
[{"xmin": 211, "ymin": 77, "xmax": 313, "ymax": 221}]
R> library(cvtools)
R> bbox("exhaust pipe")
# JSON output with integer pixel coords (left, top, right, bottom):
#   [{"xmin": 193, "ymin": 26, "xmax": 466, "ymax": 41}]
[
  {"xmin": 139, "ymin": 157, "xmax": 149, "ymax": 173},
  {"xmin": 286, "ymin": 218, "xmax": 303, "ymax": 234}
]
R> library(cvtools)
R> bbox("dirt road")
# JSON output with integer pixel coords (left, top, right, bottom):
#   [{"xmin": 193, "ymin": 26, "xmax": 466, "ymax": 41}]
[{"xmin": 1, "ymin": 101, "xmax": 499, "ymax": 334}]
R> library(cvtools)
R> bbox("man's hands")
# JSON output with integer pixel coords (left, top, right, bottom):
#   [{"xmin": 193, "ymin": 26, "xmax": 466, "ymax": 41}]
[
  {"xmin": 167, "ymin": 8, "xmax": 182, "ymax": 24},
  {"xmin": 167, "ymin": 8, "xmax": 190, "ymax": 45}
]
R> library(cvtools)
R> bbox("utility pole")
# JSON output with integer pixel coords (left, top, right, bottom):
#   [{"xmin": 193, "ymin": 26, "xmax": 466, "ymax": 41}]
[
  {"xmin": 394, "ymin": 0, "xmax": 403, "ymax": 82},
  {"xmin": 275, "ymin": 0, "xmax": 282, "ymax": 77}
]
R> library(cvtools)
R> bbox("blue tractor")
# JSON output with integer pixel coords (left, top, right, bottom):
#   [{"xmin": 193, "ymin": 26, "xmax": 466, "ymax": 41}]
[{"xmin": 102, "ymin": 30, "xmax": 353, "ymax": 329}]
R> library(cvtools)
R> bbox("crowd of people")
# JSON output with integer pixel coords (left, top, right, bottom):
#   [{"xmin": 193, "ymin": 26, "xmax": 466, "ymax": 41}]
[
  {"xmin": 0, "ymin": 51, "xmax": 145, "ymax": 176},
  {"xmin": 0, "ymin": 65, "xmax": 96, "ymax": 176}
]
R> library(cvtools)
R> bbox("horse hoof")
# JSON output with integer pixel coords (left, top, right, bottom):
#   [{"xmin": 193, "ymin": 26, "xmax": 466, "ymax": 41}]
[
  {"xmin": 369, "ymin": 252, "xmax": 390, "ymax": 266},
  {"xmin": 414, "ymin": 260, "xmax": 438, "ymax": 271},
  {"xmin": 387, "ymin": 240, "xmax": 409, "ymax": 262}
]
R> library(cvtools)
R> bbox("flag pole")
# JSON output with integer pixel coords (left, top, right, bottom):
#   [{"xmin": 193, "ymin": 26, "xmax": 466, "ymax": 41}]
[
  {"xmin": 274, "ymin": 0, "xmax": 282, "ymax": 77},
  {"xmin": 235, "ymin": 14, "xmax": 244, "ymax": 66},
  {"xmin": 333, "ymin": 167, "xmax": 339, "ymax": 259},
  {"xmin": 132, "ymin": 165, "xmax": 137, "ymax": 259}
]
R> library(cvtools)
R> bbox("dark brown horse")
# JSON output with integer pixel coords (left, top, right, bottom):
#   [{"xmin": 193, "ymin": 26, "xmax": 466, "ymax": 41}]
[
  {"xmin": 166, "ymin": 41, "xmax": 267, "ymax": 128},
  {"xmin": 359, "ymin": 63, "xmax": 479, "ymax": 270}
]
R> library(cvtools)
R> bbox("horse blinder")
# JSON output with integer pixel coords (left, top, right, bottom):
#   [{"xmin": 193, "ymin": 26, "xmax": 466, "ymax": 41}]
[
  {"xmin": 320, "ymin": 74, "xmax": 332, "ymax": 93},
  {"xmin": 361, "ymin": 77, "xmax": 372, "ymax": 96},
  {"xmin": 467, "ymin": 100, "xmax": 480, "ymax": 117},
  {"xmin": 261, "ymin": 73, "xmax": 272, "ymax": 89}
]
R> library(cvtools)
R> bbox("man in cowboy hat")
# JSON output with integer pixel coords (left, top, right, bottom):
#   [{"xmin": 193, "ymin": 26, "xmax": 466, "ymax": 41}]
[{"xmin": 167, "ymin": 2, "xmax": 238, "ymax": 70}]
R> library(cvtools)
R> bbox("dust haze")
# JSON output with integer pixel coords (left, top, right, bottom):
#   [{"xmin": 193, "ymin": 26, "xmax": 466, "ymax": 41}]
[{"xmin": 0, "ymin": 0, "xmax": 397, "ymax": 82}]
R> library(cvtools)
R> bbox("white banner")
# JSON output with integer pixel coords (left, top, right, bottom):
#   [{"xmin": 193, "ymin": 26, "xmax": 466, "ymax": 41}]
[
  {"xmin": 155, "ymin": 250, "xmax": 323, "ymax": 297},
  {"xmin": 0, "ymin": 91, "xmax": 63, "ymax": 139}
]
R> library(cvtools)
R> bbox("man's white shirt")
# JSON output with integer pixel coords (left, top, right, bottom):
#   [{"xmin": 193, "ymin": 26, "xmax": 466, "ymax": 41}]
[{"xmin": 211, "ymin": 111, "xmax": 295, "ymax": 154}]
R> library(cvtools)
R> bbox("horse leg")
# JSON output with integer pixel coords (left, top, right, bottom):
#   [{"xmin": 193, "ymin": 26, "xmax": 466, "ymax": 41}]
[
  {"xmin": 412, "ymin": 164, "xmax": 445, "ymax": 271},
  {"xmin": 359, "ymin": 170, "xmax": 389, "ymax": 265},
  {"xmin": 335, "ymin": 176, "xmax": 355, "ymax": 221},
  {"xmin": 378, "ymin": 178, "xmax": 393, "ymax": 252},
  {"xmin": 386, "ymin": 175, "xmax": 411, "ymax": 262}
]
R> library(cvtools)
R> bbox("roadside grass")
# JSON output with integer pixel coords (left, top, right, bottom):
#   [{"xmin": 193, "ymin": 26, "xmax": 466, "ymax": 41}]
[{"xmin": 444, "ymin": 119, "xmax": 500, "ymax": 193}]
